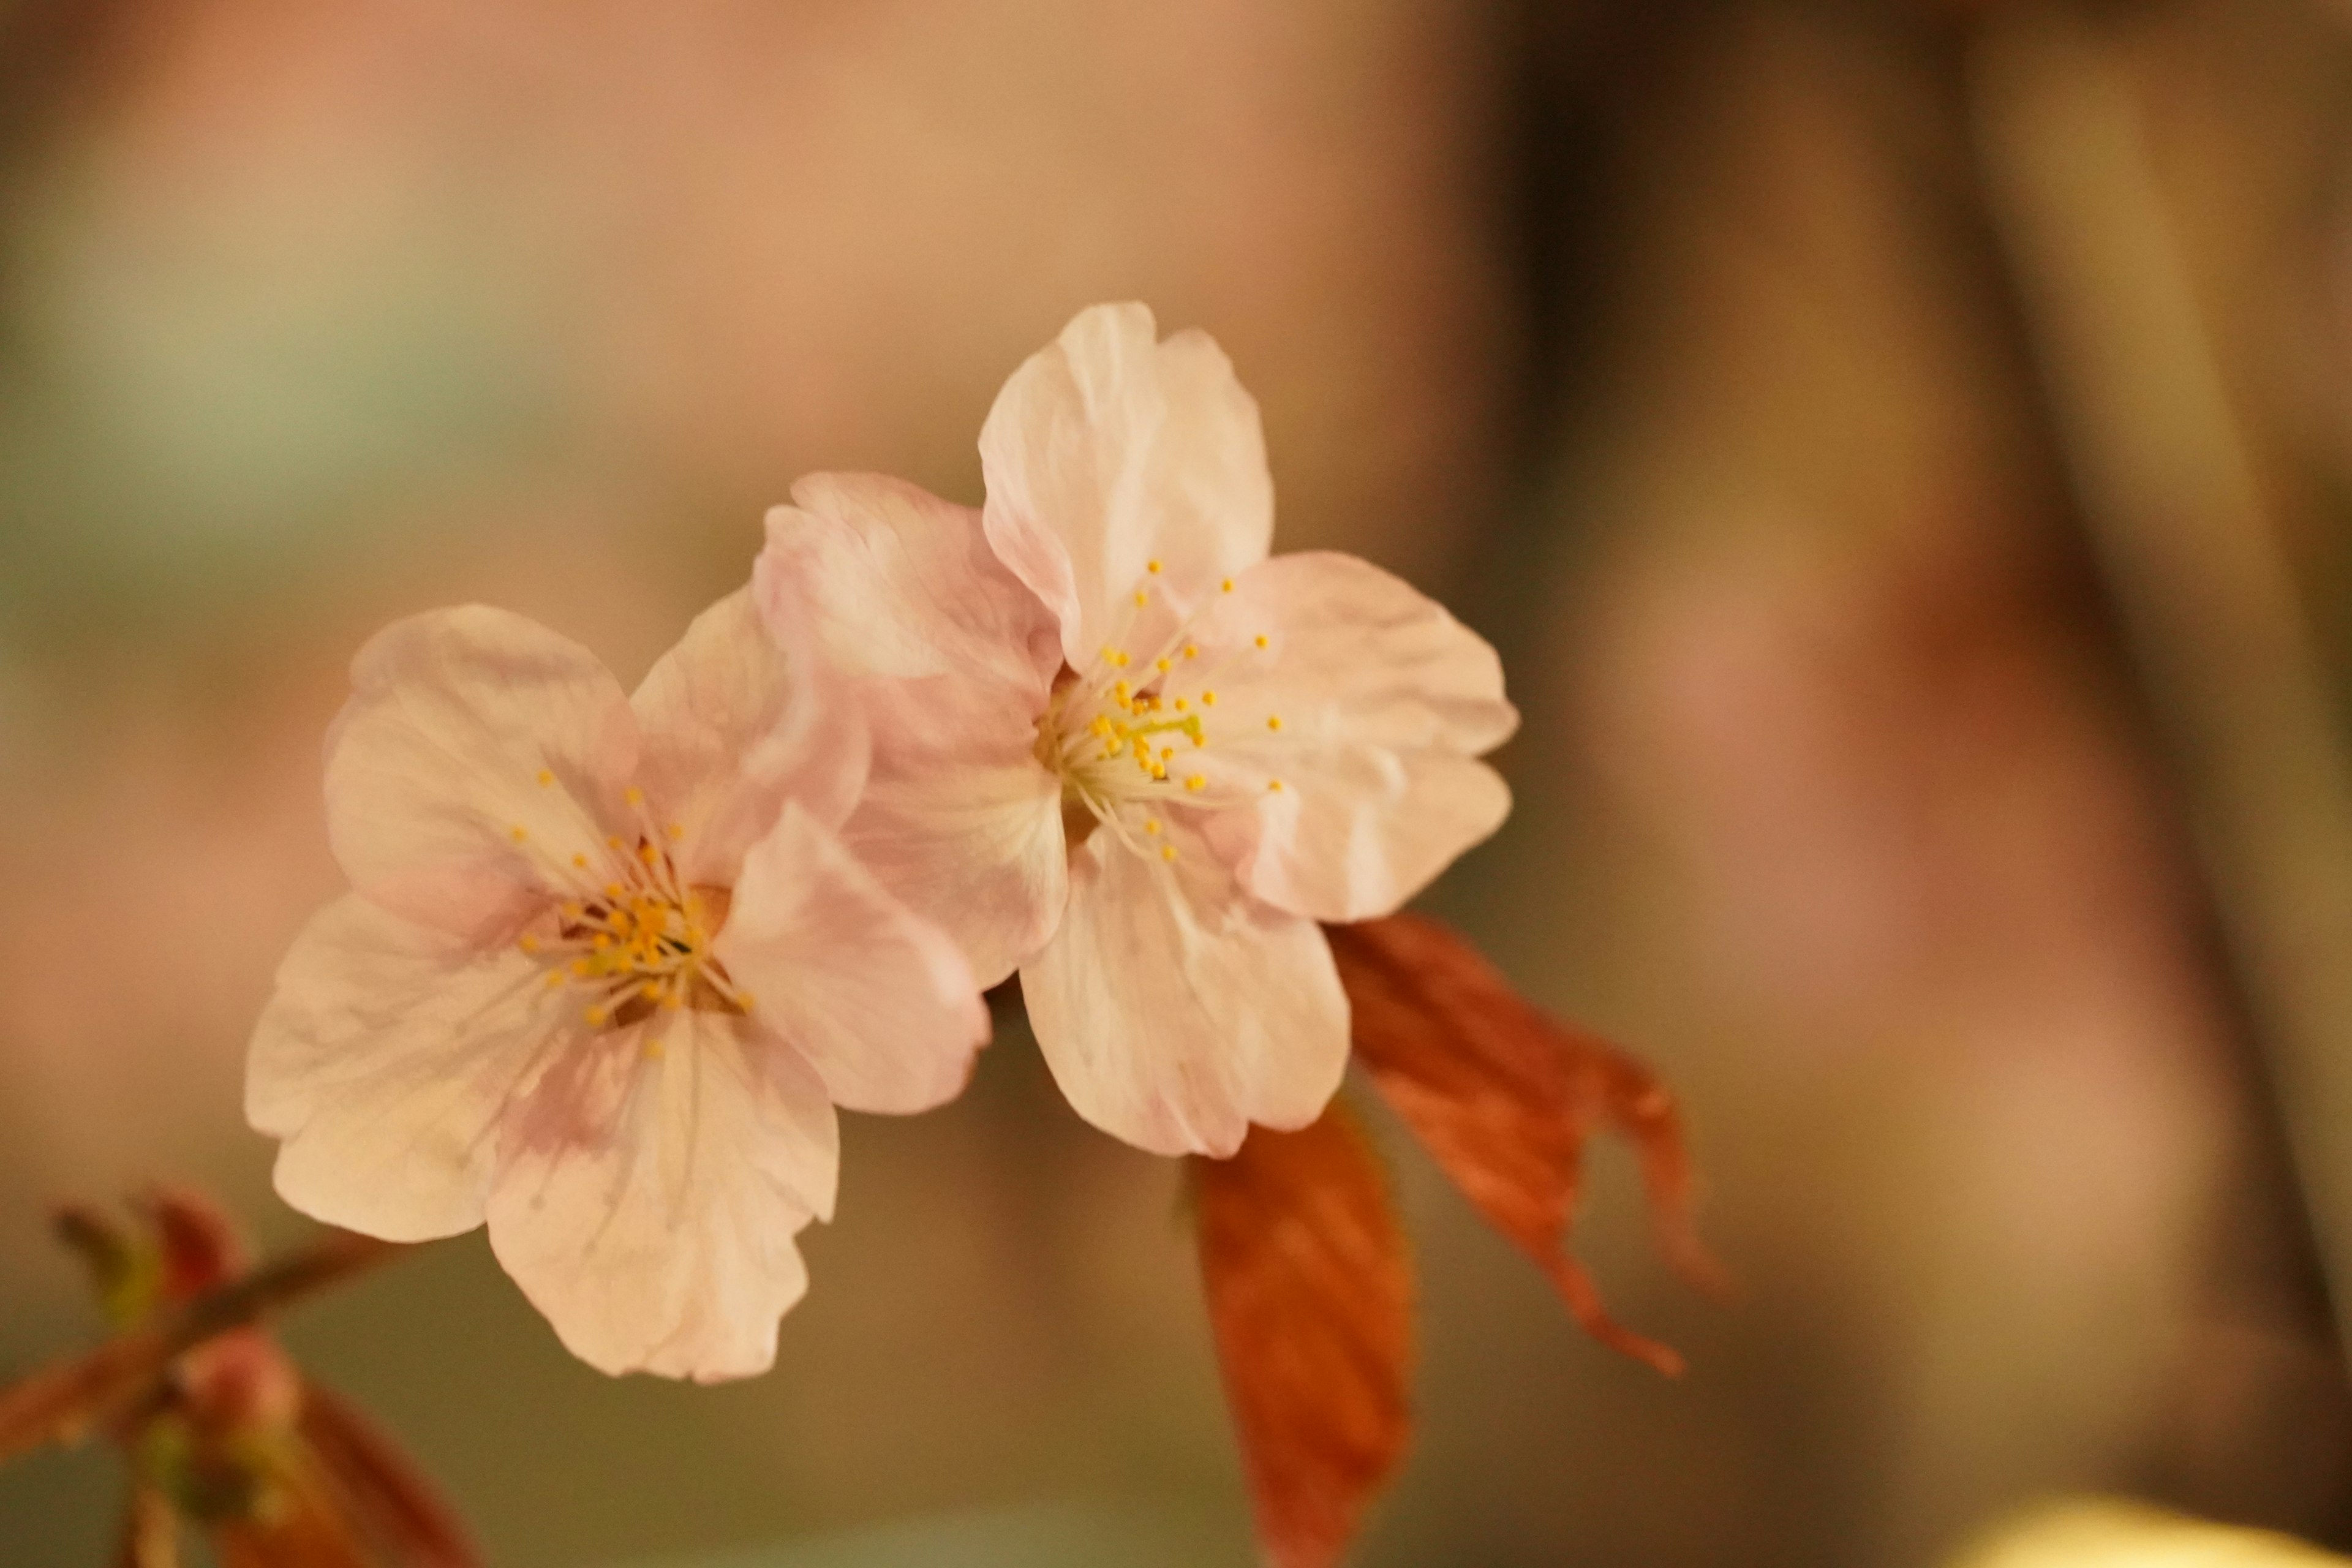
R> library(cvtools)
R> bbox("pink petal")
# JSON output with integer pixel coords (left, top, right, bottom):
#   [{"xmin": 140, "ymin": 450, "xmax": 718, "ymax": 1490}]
[
  {"xmin": 324, "ymin": 607, "xmax": 638, "ymax": 941},
  {"xmin": 485, "ymin": 1010, "xmax": 837, "ymax": 1382},
  {"xmin": 248, "ymin": 895, "xmax": 564, "ymax": 1243},
  {"xmin": 979, "ymin": 303, "xmax": 1274, "ymax": 668},
  {"xmin": 839, "ymin": 764, "xmax": 1066, "ymax": 989},
  {"xmin": 758, "ymin": 472, "xmax": 1058, "ymax": 756},
  {"xmin": 1188, "ymin": 551, "xmax": 1518, "ymax": 922},
  {"xmin": 760, "ymin": 470, "xmax": 1069, "ymax": 984},
  {"xmin": 1019, "ymin": 818, "xmax": 1348, "ymax": 1157},
  {"xmin": 717, "ymin": 803, "xmax": 990, "ymax": 1116},
  {"xmin": 631, "ymin": 586, "xmax": 869, "ymax": 883}
]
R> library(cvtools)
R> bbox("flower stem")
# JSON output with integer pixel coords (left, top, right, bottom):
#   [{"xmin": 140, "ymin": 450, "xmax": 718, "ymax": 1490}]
[{"xmin": 0, "ymin": 1229, "xmax": 407, "ymax": 1468}]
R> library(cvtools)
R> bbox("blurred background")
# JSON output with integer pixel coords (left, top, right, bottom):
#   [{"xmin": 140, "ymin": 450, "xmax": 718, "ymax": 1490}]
[{"xmin": 6, "ymin": 0, "xmax": 2352, "ymax": 1563}]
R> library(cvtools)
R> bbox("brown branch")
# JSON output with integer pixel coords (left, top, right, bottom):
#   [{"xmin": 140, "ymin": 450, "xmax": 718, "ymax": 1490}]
[{"xmin": 0, "ymin": 1230, "xmax": 406, "ymax": 1468}]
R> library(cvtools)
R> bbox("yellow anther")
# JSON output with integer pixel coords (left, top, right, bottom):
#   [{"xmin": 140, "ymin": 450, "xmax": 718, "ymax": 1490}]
[
  {"xmin": 624, "ymin": 786, "xmax": 644, "ymax": 807},
  {"xmin": 1148, "ymin": 559, "xmax": 1164, "ymax": 575},
  {"xmin": 1114, "ymin": 680, "xmax": 1131, "ymax": 702},
  {"xmin": 1112, "ymin": 650, "xmax": 1130, "ymax": 668},
  {"xmin": 584, "ymin": 1005, "xmax": 608, "ymax": 1026},
  {"xmin": 1155, "ymin": 658, "xmax": 1170, "ymax": 673},
  {"xmin": 1151, "ymin": 764, "xmax": 1168, "ymax": 780},
  {"xmin": 1174, "ymin": 697, "xmax": 1188, "ymax": 712},
  {"xmin": 1254, "ymin": 634, "xmax": 1269, "ymax": 649},
  {"xmin": 1092, "ymin": 715, "xmax": 1114, "ymax": 736},
  {"xmin": 1161, "ymin": 844, "xmax": 1178, "ymax": 862},
  {"xmin": 643, "ymin": 1039, "xmax": 665, "ymax": 1061},
  {"xmin": 641, "ymin": 980, "xmax": 665, "ymax": 999},
  {"xmin": 1191, "ymin": 733, "xmax": 1205, "ymax": 747},
  {"xmin": 638, "ymin": 842, "xmax": 658, "ymax": 866},
  {"xmin": 1221, "ymin": 578, "xmax": 1234, "ymax": 593},
  {"xmin": 663, "ymin": 992, "xmax": 684, "ymax": 1010},
  {"xmin": 1133, "ymin": 590, "xmax": 1149, "ymax": 608},
  {"xmin": 605, "ymin": 883, "xmax": 625, "ymax": 900},
  {"xmin": 606, "ymin": 834, "xmax": 624, "ymax": 850},
  {"xmin": 740, "ymin": 992, "xmax": 756, "ymax": 1011},
  {"xmin": 1266, "ymin": 715, "xmax": 1283, "ymax": 731},
  {"xmin": 536, "ymin": 769, "xmax": 554, "ymax": 788},
  {"xmin": 518, "ymin": 935, "xmax": 539, "ymax": 954},
  {"xmin": 509, "ymin": 825, "xmax": 528, "ymax": 843},
  {"xmin": 571, "ymin": 958, "xmax": 594, "ymax": 977},
  {"xmin": 666, "ymin": 823, "xmax": 684, "ymax": 840},
  {"xmin": 1268, "ymin": 778, "xmax": 1285, "ymax": 792},
  {"xmin": 562, "ymin": 901, "xmax": 584, "ymax": 920},
  {"xmin": 566, "ymin": 854, "xmax": 584, "ymax": 870},
  {"xmin": 544, "ymin": 972, "xmax": 565, "ymax": 990},
  {"xmin": 1184, "ymin": 774, "xmax": 1205, "ymax": 791},
  {"xmin": 1201, "ymin": 690, "xmax": 1217, "ymax": 705},
  {"xmin": 1161, "ymin": 746, "xmax": 1175, "ymax": 761},
  {"xmin": 1184, "ymin": 643, "xmax": 1199, "ymax": 658},
  {"xmin": 1144, "ymin": 819, "xmax": 1162, "ymax": 835}
]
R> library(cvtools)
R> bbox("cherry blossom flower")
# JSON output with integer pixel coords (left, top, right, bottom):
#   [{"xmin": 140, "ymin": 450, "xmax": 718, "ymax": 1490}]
[
  {"xmin": 759, "ymin": 303, "xmax": 1517, "ymax": 1158},
  {"xmin": 247, "ymin": 589, "xmax": 986, "ymax": 1381}
]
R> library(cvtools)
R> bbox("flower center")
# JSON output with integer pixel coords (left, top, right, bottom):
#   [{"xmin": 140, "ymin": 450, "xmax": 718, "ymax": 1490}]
[
  {"xmin": 507, "ymin": 783, "xmax": 753, "ymax": 1036},
  {"xmin": 1033, "ymin": 565, "xmax": 1285, "ymax": 864}
]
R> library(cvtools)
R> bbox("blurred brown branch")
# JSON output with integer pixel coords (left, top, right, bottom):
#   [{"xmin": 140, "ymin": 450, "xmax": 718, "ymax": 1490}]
[
  {"xmin": 1973, "ymin": 9, "xmax": 2352, "ymax": 1356},
  {"xmin": 0, "ymin": 1229, "xmax": 404, "ymax": 1468}
]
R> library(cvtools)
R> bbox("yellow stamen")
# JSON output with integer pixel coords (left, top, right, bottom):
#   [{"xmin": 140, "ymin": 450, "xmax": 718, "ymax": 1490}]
[
  {"xmin": 509, "ymin": 825, "xmax": 528, "ymax": 843},
  {"xmin": 1221, "ymin": 578, "xmax": 1234, "ymax": 593},
  {"xmin": 1144, "ymin": 819, "xmax": 1162, "ymax": 835},
  {"xmin": 1133, "ymin": 590, "xmax": 1148, "ymax": 608},
  {"xmin": 1254, "ymin": 634, "xmax": 1269, "ymax": 649},
  {"xmin": 1147, "ymin": 559, "xmax": 1164, "ymax": 575},
  {"xmin": 535, "ymin": 769, "xmax": 554, "ymax": 788},
  {"xmin": 1201, "ymin": 690, "xmax": 1217, "ymax": 705},
  {"xmin": 1268, "ymin": 778, "xmax": 1284, "ymax": 792},
  {"xmin": 1186, "ymin": 775, "xmax": 1206, "ymax": 792},
  {"xmin": 624, "ymin": 786, "xmax": 644, "ymax": 807},
  {"xmin": 1161, "ymin": 844, "xmax": 1178, "ymax": 861},
  {"xmin": 1267, "ymin": 715, "xmax": 1283, "ymax": 731},
  {"xmin": 643, "ymin": 1039, "xmax": 665, "ymax": 1061}
]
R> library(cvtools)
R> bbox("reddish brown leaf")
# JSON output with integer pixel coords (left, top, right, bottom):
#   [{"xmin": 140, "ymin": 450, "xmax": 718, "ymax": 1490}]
[
  {"xmin": 0, "ymin": 1229, "xmax": 401, "ymax": 1468},
  {"xmin": 298, "ymin": 1384, "xmax": 483, "ymax": 1567},
  {"xmin": 1327, "ymin": 913, "xmax": 1722, "ymax": 1376},
  {"xmin": 1194, "ymin": 1106, "xmax": 1412, "ymax": 1568}
]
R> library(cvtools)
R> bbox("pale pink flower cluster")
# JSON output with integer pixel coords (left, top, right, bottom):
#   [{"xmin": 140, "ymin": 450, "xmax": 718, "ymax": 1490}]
[{"xmin": 248, "ymin": 303, "xmax": 1517, "ymax": 1381}]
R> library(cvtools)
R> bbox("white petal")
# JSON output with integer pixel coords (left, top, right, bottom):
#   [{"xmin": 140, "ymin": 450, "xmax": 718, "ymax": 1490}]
[
  {"xmin": 761, "ymin": 471, "xmax": 1069, "ymax": 982},
  {"xmin": 1019, "ymin": 816, "xmax": 1349, "ymax": 1157},
  {"xmin": 1185, "ymin": 551, "xmax": 1519, "ymax": 921},
  {"xmin": 631, "ymin": 586, "xmax": 869, "ymax": 883},
  {"xmin": 248, "ymin": 894, "xmax": 563, "ymax": 1243},
  {"xmin": 325, "ymin": 606, "xmax": 637, "ymax": 940},
  {"xmin": 485, "ymin": 1010, "xmax": 837, "ymax": 1382},
  {"xmin": 979, "ymin": 303, "xmax": 1273, "ymax": 667},
  {"xmin": 717, "ymin": 803, "xmax": 990, "ymax": 1115}
]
